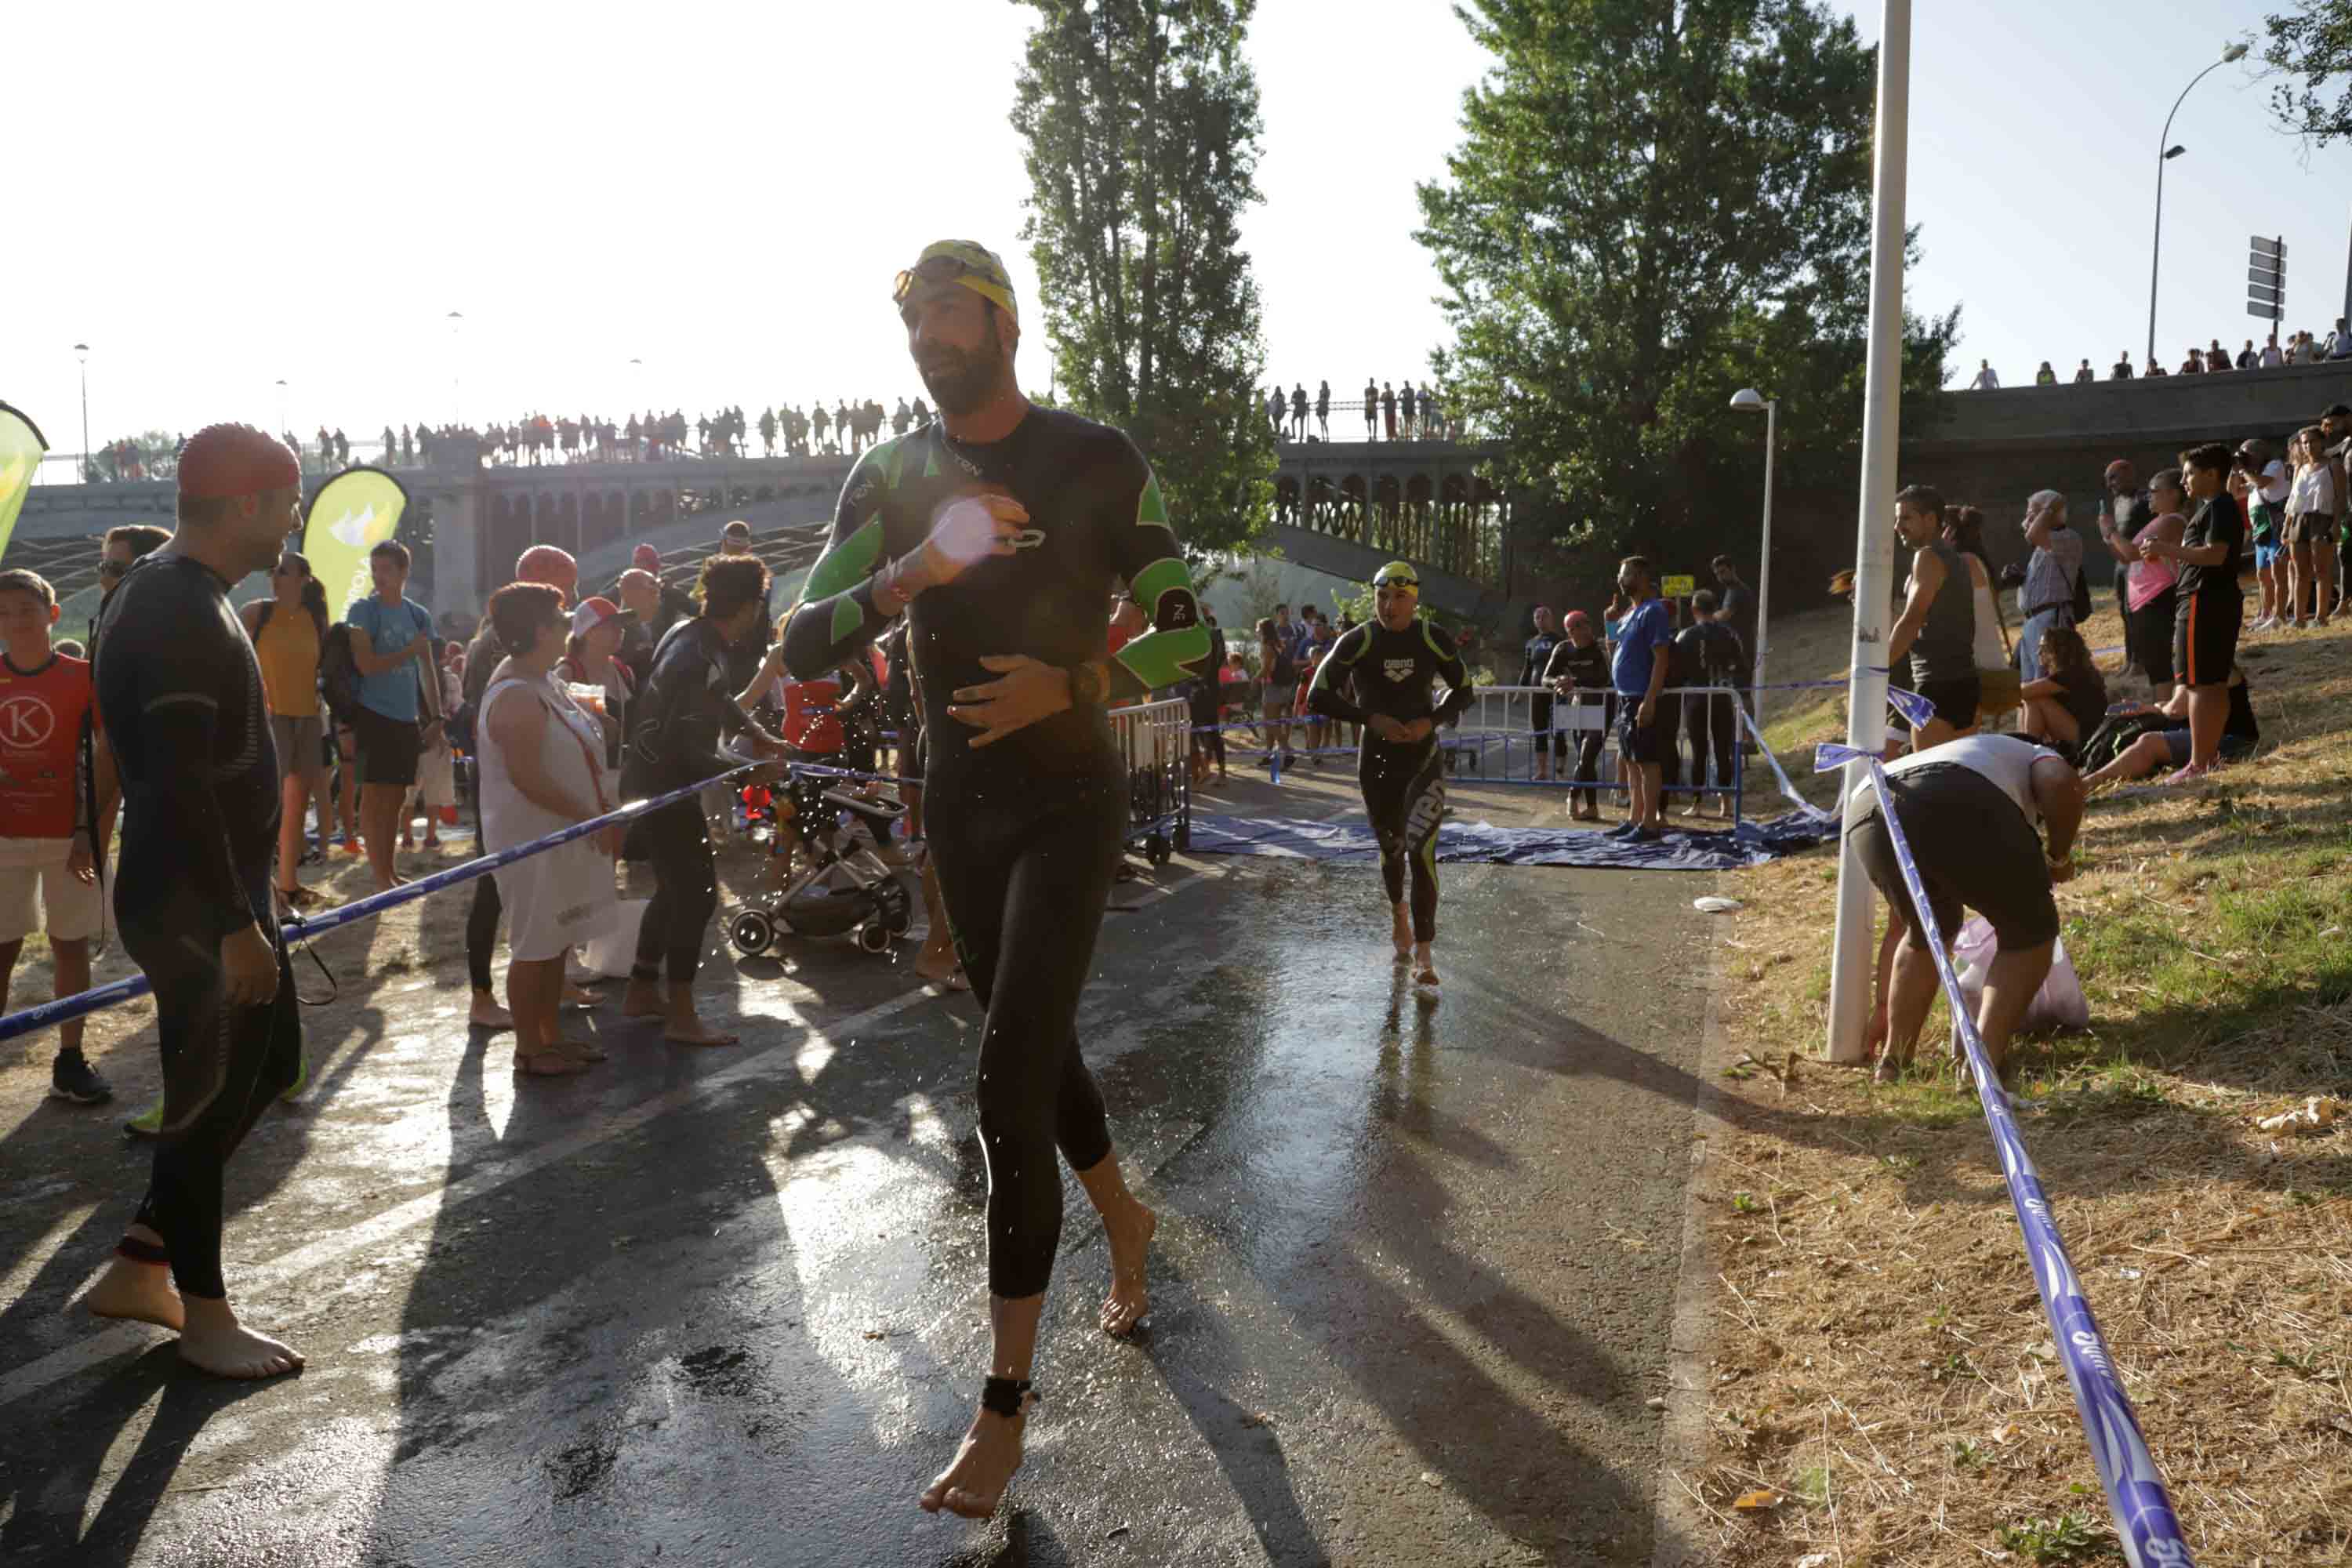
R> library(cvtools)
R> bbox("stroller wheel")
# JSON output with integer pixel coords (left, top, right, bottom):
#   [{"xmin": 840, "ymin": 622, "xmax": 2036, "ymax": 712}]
[
  {"xmin": 857, "ymin": 921, "xmax": 894, "ymax": 955},
  {"xmin": 729, "ymin": 909, "xmax": 777, "ymax": 956},
  {"xmin": 878, "ymin": 880, "xmax": 913, "ymax": 935}
]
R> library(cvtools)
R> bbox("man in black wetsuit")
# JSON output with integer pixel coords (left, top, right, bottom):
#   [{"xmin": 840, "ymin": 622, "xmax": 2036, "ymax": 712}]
[
  {"xmin": 782, "ymin": 238, "xmax": 1208, "ymax": 1521},
  {"xmin": 1519, "ymin": 604, "xmax": 1563, "ymax": 781},
  {"xmin": 82, "ymin": 424, "xmax": 306, "ymax": 1380},
  {"xmin": 1307, "ymin": 560, "xmax": 1472, "ymax": 986}
]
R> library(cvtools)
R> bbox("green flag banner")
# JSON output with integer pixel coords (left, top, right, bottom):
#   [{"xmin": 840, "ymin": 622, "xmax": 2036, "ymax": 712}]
[
  {"xmin": 0, "ymin": 401, "xmax": 51, "ymax": 565},
  {"xmin": 303, "ymin": 466, "xmax": 410, "ymax": 622}
]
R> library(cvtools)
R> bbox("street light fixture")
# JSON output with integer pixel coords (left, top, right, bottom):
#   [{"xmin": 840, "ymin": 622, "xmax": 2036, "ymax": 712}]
[
  {"xmin": 73, "ymin": 343, "xmax": 90, "ymax": 483},
  {"xmin": 2147, "ymin": 42, "xmax": 2250, "ymax": 368},
  {"xmin": 447, "ymin": 310, "xmax": 464, "ymax": 428},
  {"xmin": 1730, "ymin": 387, "xmax": 1778, "ymax": 733}
]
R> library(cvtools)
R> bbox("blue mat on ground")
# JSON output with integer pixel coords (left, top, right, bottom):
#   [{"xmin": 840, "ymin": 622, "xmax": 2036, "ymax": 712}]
[{"xmin": 1185, "ymin": 810, "xmax": 1833, "ymax": 870}]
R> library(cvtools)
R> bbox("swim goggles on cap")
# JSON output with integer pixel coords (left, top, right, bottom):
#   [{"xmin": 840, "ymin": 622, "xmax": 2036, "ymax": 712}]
[
  {"xmin": 1372, "ymin": 561, "xmax": 1421, "ymax": 590},
  {"xmin": 891, "ymin": 241, "xmax": 1018, "ymax": 322}
]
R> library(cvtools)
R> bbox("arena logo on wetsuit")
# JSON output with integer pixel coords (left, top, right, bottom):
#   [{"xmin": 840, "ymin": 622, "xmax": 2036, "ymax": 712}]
[{"xmin": 1383, "ymin": 659, "xmax": 1416, "ymax": 683}]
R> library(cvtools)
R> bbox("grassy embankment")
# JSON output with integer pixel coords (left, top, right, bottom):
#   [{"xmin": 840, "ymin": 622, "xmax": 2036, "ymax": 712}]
[{"xmin": 1686, "ymin": 593, "xmax": 2352, "ymax": 1566}]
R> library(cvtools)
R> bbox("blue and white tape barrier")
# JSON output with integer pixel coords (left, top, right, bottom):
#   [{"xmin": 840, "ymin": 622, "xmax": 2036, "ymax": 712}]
[
  {"xmin": 0, "ymin": 762, "xmax": 764, "ymax": 1047},
  {"xmin": 1813, "ymin": 719, "xmax": 2195, "ymax": 1568}
]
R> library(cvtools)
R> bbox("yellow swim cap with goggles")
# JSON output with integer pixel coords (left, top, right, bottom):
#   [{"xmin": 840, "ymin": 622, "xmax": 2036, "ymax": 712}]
[
  {"xmin": 1371, "ymin": 561, "xmax": 1421, "ymax": 592},
  {"xmin": 892, "ymin": 240, "xmax": 1018, "ymax": 324}
]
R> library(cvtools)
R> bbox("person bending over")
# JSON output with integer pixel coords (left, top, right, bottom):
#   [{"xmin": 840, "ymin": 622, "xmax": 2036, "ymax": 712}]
[
  {"xmin": 782, "ymin": 239, "xmax": 1208, "ymax": 1519},
  {"xmin": 83, "ymin": 425, "xmax": 308, "ymax": 1379},
  {"xmin": 1850, "ymin": 734, "xmax": 2082, "ymax": 1083},
  {"xmin": 1307, "ymin": 561, "xmax": 1473, "ymax": 984}
]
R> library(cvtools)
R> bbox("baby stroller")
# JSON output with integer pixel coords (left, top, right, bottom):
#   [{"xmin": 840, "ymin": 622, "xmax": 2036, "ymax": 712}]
[{"xmin": 727, "ymin": 676, "xmax": 912, "ymax": 956}]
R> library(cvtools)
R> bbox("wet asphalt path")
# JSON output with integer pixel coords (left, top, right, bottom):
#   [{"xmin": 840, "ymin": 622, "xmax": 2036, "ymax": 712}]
[{"xmin": 0, "ymin": 818, "xmax": 1715, "ymax": 1568}]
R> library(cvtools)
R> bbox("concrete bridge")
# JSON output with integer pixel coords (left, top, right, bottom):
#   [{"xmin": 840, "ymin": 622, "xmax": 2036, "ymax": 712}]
[{"xmin": 12, "ymin": 430, "xmax": 1517, "ymax": 619}]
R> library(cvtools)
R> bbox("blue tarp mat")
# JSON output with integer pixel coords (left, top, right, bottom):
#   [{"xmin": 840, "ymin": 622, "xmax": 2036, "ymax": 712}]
[{"xmin": 1185, "ymin": 810, "xmax": 1833, "ymax": 871}]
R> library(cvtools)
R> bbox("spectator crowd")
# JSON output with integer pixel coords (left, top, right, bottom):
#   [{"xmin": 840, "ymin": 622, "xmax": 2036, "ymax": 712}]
[
  {"xmin": 1262, "ymin": 379, "xmax": 1464, "ymax": 443},
  {"xmin": 1968, "ymin": 318, "xmax": 2352, "ymax": 388}
]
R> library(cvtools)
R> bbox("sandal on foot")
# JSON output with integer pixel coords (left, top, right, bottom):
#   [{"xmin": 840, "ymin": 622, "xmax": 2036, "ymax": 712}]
[{"xmin": 514, "ymin": 1047, "xmax": 590, "ymax": 1077}]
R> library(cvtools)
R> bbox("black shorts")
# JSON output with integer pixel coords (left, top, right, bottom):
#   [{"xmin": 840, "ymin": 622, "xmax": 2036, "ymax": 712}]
[
  {"xmin": 1911, "ymin": 673, "xmax": 1982, "ymax": 731},
  {"xmin": 2173, "ymin": 592, "xmax": 2241, "ymax": 688},
  {"xmin": 1617, "ymin": 707, "xmax": 1662, "ymax": 764},
  {"xmin": 1845, "ymin": 763, "xmax": 2058, "ymax": 952},
  {"xmin": 352, "ymin": 705, "xmax": 423, "ymax": 788}
]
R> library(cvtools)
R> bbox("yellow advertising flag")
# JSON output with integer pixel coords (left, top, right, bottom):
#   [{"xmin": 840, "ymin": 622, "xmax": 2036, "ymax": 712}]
[
  {"xmin": 302, "ymin": 466, "xmax": 411, "ymax": 622},
  {"xmin": 0, "ymin": 401, "xmax": 52, "ymax": 565}
]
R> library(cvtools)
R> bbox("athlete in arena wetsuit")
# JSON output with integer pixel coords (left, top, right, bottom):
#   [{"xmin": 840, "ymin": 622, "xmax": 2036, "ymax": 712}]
[
  {"xmin": 82, "ymin": 424, "xmax": 307, "ymax": 1380},
  {"xmin": 1307, "ymin": 561, "xmax": 1472, "ymax": 987},
  {"xmin": 781, "ymin": 239, "xmax": 1209, "ymax": 1520}
]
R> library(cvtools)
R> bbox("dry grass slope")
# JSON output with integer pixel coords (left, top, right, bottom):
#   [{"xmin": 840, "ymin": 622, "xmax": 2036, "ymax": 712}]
[{"xmin": 1687, "ymin": 595, "xmax": 2352, "ymax": 1566}]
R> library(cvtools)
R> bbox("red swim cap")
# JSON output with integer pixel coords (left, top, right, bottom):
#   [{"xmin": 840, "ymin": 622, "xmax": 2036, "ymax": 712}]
[
  {"xmin": 632, "ymin": 543, "xmax": 661, "ymax": 572},
  {"xmin": 178, "ymin": 423, "xmax": 300, "ymax": 500},
  {"xmin": 515, "ymin": 544, "xmax": 579, "ymax": 604}
]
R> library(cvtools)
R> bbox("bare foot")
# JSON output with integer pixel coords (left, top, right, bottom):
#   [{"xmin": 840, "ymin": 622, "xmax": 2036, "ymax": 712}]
[
  {"xmin": 620, "ymin": 982, "xmax": 666, "ymax": 1020},
  {"xmin": 469, "ymin": 995, "xmax": 514, "ymax": 1030},
  {"xmin": 913, "ymin": 948, "xmax": 967, "ymax": 990},
  {"xmin": 1100, "ymin": 1202, "xmax": 1157, "ymax": 1337},
  {"xmin": 87, "ymin": 1254, "xmax": 183, "ymax": 1331},
  {"xmin": 515, "ymin": 1047, "xmax": 591, "ymax": 1076},
  {"xmin": 561, "ymin": 983, "xmax": 601, "ymax": 1008},
  {"xmin": 177, "ymin": 1299, "xmax": 303, "ymax": 1379},
  {"xmin": 1391, "ymin": 906, "xmax": 1413, "ymax": 961},
  {"xmin": 554, "ymin": 1036, "xmax": 609, "ymax": 1062},
  {"xmin": 1414, "ymin": 944, "xmax": 1441, "ymax": 989},
  {"xmin": 918, "ymin": 1403, "xmax": 1031, "ymax": 1518},
  {"xmin": 665, "ymin": 1016, "xmax": 740, "ymax": 1047}
]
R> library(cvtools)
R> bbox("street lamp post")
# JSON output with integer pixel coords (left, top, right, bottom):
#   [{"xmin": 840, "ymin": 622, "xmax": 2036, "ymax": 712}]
[
  {"xmin": 74, "ymin": 343, "xmax": 90, "ymax": 483},
  {"xmin": 447, "ymin": 310, "xmax": 464, "ymax": 428},
  {"xmin": 2147, "ymin": 42, "xmax": 2249, "ymax": 370},
  {"xmin": 1730, "ymin": 388, "xmax": 1777, "ymax": 733},
  {"xmin": 274, "ymin": 379, "xmax": 290, "ymax": 467}
]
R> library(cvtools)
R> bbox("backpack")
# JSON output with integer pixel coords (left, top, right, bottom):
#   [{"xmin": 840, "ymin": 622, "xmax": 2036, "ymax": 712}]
[
  {"xmin": 2078, "ymin": 712, "xmax": 2169, "ymax": 774},
  {"xmin": 319, "ymin": 623, "xmax": 364, "ymax": 723},
  {"xmin": 2070, "ymin": 549, "xmax": 2093, "ymax": 625}
]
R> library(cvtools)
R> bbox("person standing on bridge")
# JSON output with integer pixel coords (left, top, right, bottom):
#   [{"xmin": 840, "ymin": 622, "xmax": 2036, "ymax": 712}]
[
  {"xmin": 1315, "ymin": 379, "xmax": 1330, "ymax": 439},
  {"xmin": 1289, "ymin": 383, "xmax": 1307, "ymax": 441},
  {"xmin": 83, "ymin": 424, "xmax": 307, "ymax": 1378},
  {"xmin": 1399, "ymin": 379, "xmax": 1417, "ymax": 440},
  {"xmin": 1381, "ymin": 381, "xmax": 1398, "ymax": 441},
  {"xmin": 1307, "ymin": 561, "xmax": 1472, "ymax": 985},
  {"xmin": 1363, "ymin": 376, "xmax": 1378, "ymax": 438},
  {"xmin": 782, "ymin": 238, "xmax": 1207, "ymax": 1519}
]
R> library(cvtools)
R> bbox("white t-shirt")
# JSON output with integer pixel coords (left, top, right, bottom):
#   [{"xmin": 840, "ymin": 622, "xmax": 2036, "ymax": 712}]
[
  {"xmin": 1849, "ymin": 734, "xmax": 2060, "ymax": 827},
  {"xmin": 2291, "ymin": 463, "xmax": 2335, "ymax": 519},
  {"xmin": 2260, "ymin": 459, "xmax": 2291, "ymax": 506}
]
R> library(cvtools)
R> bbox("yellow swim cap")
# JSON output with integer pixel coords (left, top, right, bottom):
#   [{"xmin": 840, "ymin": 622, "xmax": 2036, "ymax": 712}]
[
  {"xmin": 1372, "ymin": 561, "xmax": 1420, "ymax": 590},
  {"xmin": 892, "ymin": 240, "xmax": 1018, "ymax": 324}
]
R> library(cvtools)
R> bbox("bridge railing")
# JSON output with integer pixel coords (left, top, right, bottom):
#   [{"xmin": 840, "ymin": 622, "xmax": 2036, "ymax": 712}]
[{"xmin": 1264, "ymin": 398, "xmax": 1483, "ymax": 444}]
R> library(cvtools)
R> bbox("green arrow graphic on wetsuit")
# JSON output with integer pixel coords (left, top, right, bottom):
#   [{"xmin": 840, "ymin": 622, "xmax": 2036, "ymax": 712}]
[
  {"xmin": 800, "ymin": 516, "xmax": 884, "ymax": 641},
  {"xmin": 1112, "ymin": 554, "xmax": 1210, "ymax": 694}
]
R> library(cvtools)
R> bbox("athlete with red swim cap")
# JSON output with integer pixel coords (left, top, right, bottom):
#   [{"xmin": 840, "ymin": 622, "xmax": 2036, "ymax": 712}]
[{"xmin": 84, "ymin": 423, "xmax": 310, "ymax": 1378}]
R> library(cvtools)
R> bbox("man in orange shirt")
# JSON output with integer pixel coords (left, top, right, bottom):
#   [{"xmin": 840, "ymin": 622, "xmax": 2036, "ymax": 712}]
[{"xmin": 0, "ymin": 568, "xmax": 118, "ymax": 1105}]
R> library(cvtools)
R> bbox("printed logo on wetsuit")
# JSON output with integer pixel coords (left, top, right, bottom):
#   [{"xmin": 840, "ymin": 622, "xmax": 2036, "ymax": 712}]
[
  {"xmin": 1008, "ymin": 526, "xmax": 1047, "ymax": 550},
  {"xmin": 0, "ymin": 694, "xmax": 56, "ymax": 746},
  {"xmin": 1382, "ymin": 659, "xmax": 1416, "ymax": 683}
]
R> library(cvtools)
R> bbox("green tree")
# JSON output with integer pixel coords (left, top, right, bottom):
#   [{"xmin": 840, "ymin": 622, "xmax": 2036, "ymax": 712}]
[
  {"xmin": 1010, "ymin": 0, "xmax": 1276, "ymax": 558},
  {"xmin": 2261, "ymin": 1, "xmax": 2352, "ymax": 143},
  {"xmin": 1416, "ymin": 0, "xmax": 1955, "ymax": 593}
]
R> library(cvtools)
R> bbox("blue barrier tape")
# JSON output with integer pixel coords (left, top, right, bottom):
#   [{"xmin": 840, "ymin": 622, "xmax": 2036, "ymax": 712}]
[
  {"xmin": 1813, "ymin": 739, "xmax": 2195, "ymax": 1568},
  {"xmin": 0, "ymin": 762, "xmax": 767, "ymax": 1047}
]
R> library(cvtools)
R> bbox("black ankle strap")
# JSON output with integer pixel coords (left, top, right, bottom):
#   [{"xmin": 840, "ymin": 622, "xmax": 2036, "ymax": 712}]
[
  {"xmin": 979, "ymin": 1376, "xmax": 1033, "ymax": 1418},
  {"xmin": 115, "ymin": 1236, "xmax": 170, "ymax": 1265}
]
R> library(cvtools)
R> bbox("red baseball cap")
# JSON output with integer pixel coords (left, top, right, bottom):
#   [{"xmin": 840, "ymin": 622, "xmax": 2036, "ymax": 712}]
[
  {"xmin": 568, "ymin": 595, "xmax": 628, "ymax": 636},
  {"xmin": 178, "ymin": 423, "xmax": 300, "ymax": 500}
]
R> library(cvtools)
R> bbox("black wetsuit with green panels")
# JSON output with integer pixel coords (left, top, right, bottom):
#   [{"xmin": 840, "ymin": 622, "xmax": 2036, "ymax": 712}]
[
  {"xmin": 1307, "ymin": 615, "xmax": 1472, "ymax": 942},
  {"xmin": 780, "ymin": 406, "xmax": 1207, "ymax": 1299}
]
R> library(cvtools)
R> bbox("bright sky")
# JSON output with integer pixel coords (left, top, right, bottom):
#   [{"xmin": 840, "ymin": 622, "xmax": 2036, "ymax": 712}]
[{"xmin": 14, "ymin": 1, "xmax": 2346, "ymax": 466}]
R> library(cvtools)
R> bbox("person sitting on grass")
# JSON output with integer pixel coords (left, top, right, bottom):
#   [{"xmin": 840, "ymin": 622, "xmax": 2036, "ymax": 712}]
[
  {"xmin": 2016, "ymin": 625, "xmax": 2107, "ymax": 763},
  {"xmin": 2081, "ymin": 666, "xmax": 2259, "ymax": 789}
]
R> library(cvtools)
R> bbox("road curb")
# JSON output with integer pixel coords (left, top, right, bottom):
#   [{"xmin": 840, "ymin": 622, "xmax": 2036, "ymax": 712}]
[{"xmin": 1650, "ymin": 889, "xmax": 1741, "ymax": 1568}]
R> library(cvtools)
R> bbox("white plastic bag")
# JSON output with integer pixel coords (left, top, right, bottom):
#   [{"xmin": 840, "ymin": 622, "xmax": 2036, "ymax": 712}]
[
  {"xmin": 582, "ymin": 898, "xmax": 649, "ymax": 978},
  {"xmin": 1950, "ymin": 915, "xmax": 2089, "ymax": 1033}
]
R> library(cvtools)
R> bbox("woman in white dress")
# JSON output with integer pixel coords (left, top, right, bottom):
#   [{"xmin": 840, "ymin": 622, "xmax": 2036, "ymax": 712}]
[{"xmin": 477, "ymin": 583, "xmax": 620, "ymax": 1077}]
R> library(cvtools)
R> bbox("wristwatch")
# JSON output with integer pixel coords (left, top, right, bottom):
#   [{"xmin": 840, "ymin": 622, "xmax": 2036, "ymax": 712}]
[{"xmin": 1065, "ymin": 661, "xmax": 1107, "ymax": 714}]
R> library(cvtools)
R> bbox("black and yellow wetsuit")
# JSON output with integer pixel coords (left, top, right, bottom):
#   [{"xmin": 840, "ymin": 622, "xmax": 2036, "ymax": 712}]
[
  {"xmin": 1307, "ymin": 615, "xmax": 1472, "ymax": 942},
  {"xmin": 781, "ymin": 406, "xmax": 1207, "ymax": 1300}
]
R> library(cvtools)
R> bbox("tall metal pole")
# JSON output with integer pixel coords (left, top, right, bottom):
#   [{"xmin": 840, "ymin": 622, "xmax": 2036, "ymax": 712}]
[
  {"xmin": 1753, "ymin": 398, "xmax": 1777, "ymax": 735},
  {"xmin": 2341, "ymin": 209, "xmax": 2350, "ymax": 332},
  {"xmin": 74, "ymin": 344, "xmax": 90, "ymax": 483},
  {"xmin": 1824, "ymin": 0, "xmax": 1911, "ymax": 1065},
  {"xmin": 2147, "ymin": 49, "xmax": 2245, "ymax": 370}
]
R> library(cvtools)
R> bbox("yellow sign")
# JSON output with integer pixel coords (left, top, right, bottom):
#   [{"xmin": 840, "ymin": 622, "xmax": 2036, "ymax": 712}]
[
  {"xmin": 1661, "ymin": 573, "xmax": 1696, "ymax": 597},
  {"xmin": 303, "ymin": 467, "xmax": 411, "ymax": 622},
  {"xmin": 0, "ymin": 401, "xmax": 50, "ymax": 564}
]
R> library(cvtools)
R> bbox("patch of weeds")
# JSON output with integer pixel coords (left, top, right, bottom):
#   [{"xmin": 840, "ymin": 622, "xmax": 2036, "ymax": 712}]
[
  {"xmin": 1730, "ymin": 1191, "xmax": 1759, "ymax": 1214},
  {"xmin": 1788, "ymin": 1465, "xmax": 1831, "ymax": 1507},
  {"xmin": 1949, "ymin": 1437, "xmax": 1984, "ymax": 1469},
  {"xmin": 1994, "ymin": 1514, "xmax": 2111, "ymax": 1563},
  {"xmin": 1881, "ymin": 1152, "xmax": 1921, "ymax": 1174},
  {"xmin": 2272, "ymin": 1347, "xmax": 2321, "ymax": 1376}
]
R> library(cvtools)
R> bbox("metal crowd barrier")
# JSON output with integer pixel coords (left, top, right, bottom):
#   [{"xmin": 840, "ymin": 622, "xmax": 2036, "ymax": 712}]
[
  {"xmin": 1111, "ymin": 696, "xmax": 1192, "ymax": 862},
  {"xmin": 1449, "ymin": 684, "xmax": 1748, "ymax": 820},
  {"xmin": 1816, "ymin": 703, "xmax": 2194, "ymax": 1568}
]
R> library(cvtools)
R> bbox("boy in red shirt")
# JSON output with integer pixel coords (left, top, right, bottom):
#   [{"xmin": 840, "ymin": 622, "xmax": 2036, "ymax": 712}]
[{"xmin": 0, "ymin": 568, "xmax": 118, "ymax": 1103}]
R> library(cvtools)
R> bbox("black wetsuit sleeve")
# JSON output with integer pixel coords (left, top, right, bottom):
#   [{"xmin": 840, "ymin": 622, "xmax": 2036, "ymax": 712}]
[
  {"xmin": 136, "ymin": 695, "xmax": 263, "ymax": 932},
  {"xmin": 1432, "ymin": 636, "xmax": 1474, "ymax": 724},
  {"xmin": 782, "ymin": 447, "xmax": 898, "ymax": 680},
  {"xmin": 1306, "ymin": 626, "xmax": 1370, "ymax": 724},
  {"xmin": 1541, "ymin": 641, "xmax": 1574, "ymax": 685},
  {"xmin": 1102, "ymin": 448, "xmax": 1210, "ymax": 699}
]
